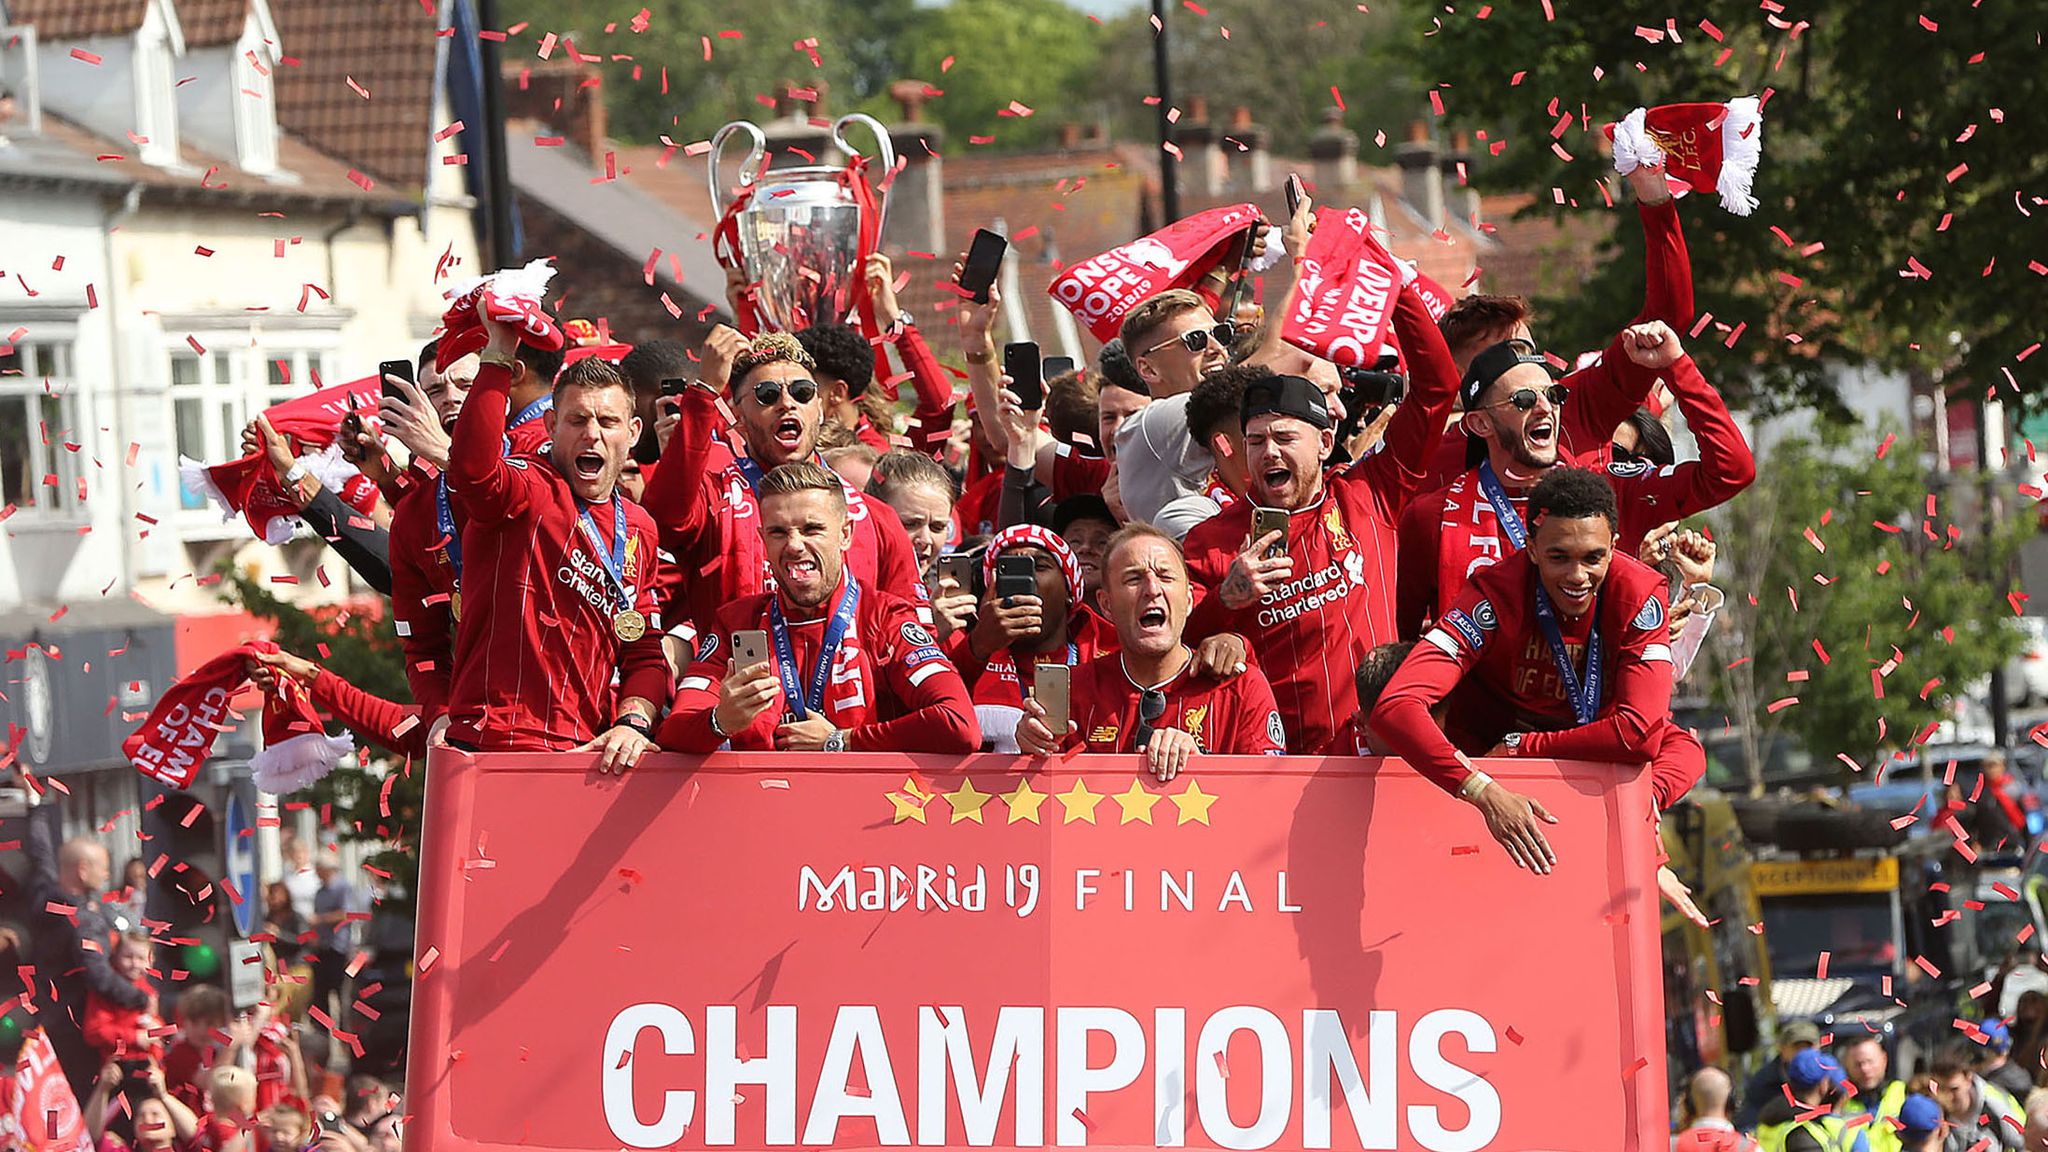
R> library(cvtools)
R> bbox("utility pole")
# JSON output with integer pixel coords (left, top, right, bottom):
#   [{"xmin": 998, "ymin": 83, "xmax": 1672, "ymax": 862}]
[
  {"xmin": 1977, "ymin": 391, "xmax": 2013, "ymax": 748},
  {"xmin": 476, "ymin": 0, "xmax": 518, "ymax": 268},
  {"xmin": 1150, "ymin": 0, "xmax": 1179, "ymax": 224}
]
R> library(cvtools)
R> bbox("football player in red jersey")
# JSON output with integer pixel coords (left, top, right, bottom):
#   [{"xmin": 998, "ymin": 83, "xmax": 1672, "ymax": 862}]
[
  {"xmin": 1018, "ymin": 525, "xmax": 1284, "ymax": 779},
  {"xmin": 1372, "ymin": 467, "xmax": 1704, "ymax": 872},
  {"xmin": 661, "ymin": 463, "xmax": 978, "ymax": 755}
]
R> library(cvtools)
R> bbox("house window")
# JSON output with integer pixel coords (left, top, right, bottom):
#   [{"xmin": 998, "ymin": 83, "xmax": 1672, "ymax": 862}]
[
  {"xmin": 232, "ymin": 37, "xmax": 277, "ymax": 175},
  {"xmin": 264, "ymin": 349, "xmax": 332, "ymax": 405},
  {"xmin": 168, "ymin": 348, "xmax": 243, "ymax": 509},
  {"xmin": 132, "ymin": 23, "xmax": 178, "ymax": 166},
  {"xmin": 0, "ymin": 341, "xmax": 82, "ymax": 516}
]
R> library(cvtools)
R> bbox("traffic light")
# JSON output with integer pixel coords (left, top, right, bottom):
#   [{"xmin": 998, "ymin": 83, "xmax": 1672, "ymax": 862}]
[{"xmin": 144, "ymin": 785, "xmax": 227, "ymax": 987}]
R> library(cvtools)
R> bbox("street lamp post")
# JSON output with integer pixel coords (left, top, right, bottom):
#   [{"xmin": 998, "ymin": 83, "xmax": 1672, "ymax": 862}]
[
  {"xmin": 476, "ymin": 0, "xmax": 518, "ymax": 268},
  {"xmin": 1151, "ymin": 0, "xmax": 1179, "ymax": 224}
]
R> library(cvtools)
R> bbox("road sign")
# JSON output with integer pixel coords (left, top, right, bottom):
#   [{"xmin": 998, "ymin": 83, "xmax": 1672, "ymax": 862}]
[{"xmin": 224, "ymin": 791, "xmax": 258, "ymax": 937}]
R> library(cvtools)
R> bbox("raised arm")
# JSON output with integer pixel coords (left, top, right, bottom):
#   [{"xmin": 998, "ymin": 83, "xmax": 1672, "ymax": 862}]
[
  {"xmin": 640, "ymin": 385, "xmax": 720, "ymax": 562},
  {"xmin": 389, "ymin": 500, "xmax": 454, "ymax": 722},
  {"xmin": 1369, "ymin": 634, "xmax": 1481, "ymax": 795},
  {"xmin": 445, "ymin": 350, "xmax": 532, "ymax": 523},
  {"xmin": 1356, "ymin": 282, "xmax": 1461, "ymax": 513},
  {"xmin": 896, "ymin": 324, "xmax": 964, "ymax": 462},
  {"xmin": 1613, "ymin": 351, "xmax": 1756, "ymax": 548},
  {"xmin": 310, "ymin": 670, "xmax": 427, "ymax": 759}
]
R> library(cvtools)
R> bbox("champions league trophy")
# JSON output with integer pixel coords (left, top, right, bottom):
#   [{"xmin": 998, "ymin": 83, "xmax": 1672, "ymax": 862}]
[{"xmin": 708, "ymin": 113, "xmax": 896, "ymax": 334}]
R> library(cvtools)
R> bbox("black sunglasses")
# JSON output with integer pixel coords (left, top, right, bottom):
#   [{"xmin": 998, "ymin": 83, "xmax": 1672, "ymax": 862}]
[
  {"xmin": 1144, "ymin": 323, "xmax": 1236, "ymax": 357},
  {"xmin": 1133, "ymin": 688, "xmax": 1168, "ymax": 751},
  {"xmin": 1488, "ymin": 383, "xmax": 1568, "ymax": 412},
  {"xmin": 752, "ymin": 377, "xmax": 818, "ymax": 406}
]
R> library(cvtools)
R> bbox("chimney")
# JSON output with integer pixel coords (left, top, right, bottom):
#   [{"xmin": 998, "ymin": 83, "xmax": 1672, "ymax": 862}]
[
  {"xmin": 763, "ymin": 80, "xmax": 834, "ymax": 170},
  {"xmin": 1057, "ymin": 122, "xmax": 1083, "ymax": 150},
  {"xmin": 1227, "ymin": 105, "xmax": 1272, "ymax": 194},
  {"xmin": 1307, "ymin": 105, "xmax": 1358, "ymax": 192},
  {"xmin": 1395, "ymin": 120, "xmax": 1444, "ymax": 230},
  {"xmin": 1175, "ymin": 96, "xmax": 1227, "ymax": 197},
  {"xmin": 1442, "ymin": 131, "xmax": 1480, "ymax": 226},
  {"xmin": 504, "ymin": 60, "xmax": 608, "ymax": 159},
  {"xmin": 881, "ymin": 80, "xmax": 945, "ymax": 258}
]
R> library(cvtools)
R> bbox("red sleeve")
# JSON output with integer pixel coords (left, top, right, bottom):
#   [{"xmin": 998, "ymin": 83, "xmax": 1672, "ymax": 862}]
[
  {"xmin": 1354, "ymin": 283, "xmax": 1461, "ymax": 515},
  {"xmin": 641, "ymin": 388, "xmax": 720, "ymax": 561},
  {"xmin": 856, "ymin": 601, "xmax": 979, "ymax": 754},
  {"xmin": 1226, "ymin": 670, "xmax": 1287, "ymax": 755},
  {"xmin": 896, "ymin": 325, "xmax": 960, "ymax": 461},
  {"xmin": 1636, "ymin": 197, "xmax": 1694, "ymax": 332},
  {"xmin": 1557, "ymin": 200, "xmax": 1694, "ymax": 455},
  {"xmin": 311, "ymin": 670, "xmax": 426, "ymax": 758},
  {"xmin": 657, "ymin": 621, "xmax": 747, "ymax": 753},
  {"xmin": 617, "ymin": 511, "xmax": 674, "ymax": 711},
  {"xmin": 1511, "ymin": 583, "xmax": 1675, "ymax": 764},
  {"xmin": 82, "ymin": 995, "xmax": 125, "ymax": 1058},
  {"xmin": 1648, "ymin": 723, "xmax": 1707, "ymax": 810},
  {"xmin": 388, "ymin": 498, "xmax": 453, "ymax": 720},
  {"xmin": 1395, "ymin": 494, "xmax": 1441, "ymax": 641},
  {"xmin": 942, "ymin": 628, "xmax": 983, "ymax": 691},
  {"xmin": 446, "ymin": 361, "xmax": 533, "ymax": 521},
  {"xmin": 1612, "ymin": 356, "xmax": 1755, "ymax": 548},
  {"xmin": 1370, "ymin": 625, "xmax": 1486, "ymax": 794},
  {"xmin": 1181, "ymin": 525, "xmax": 1241, "ymax": 641},
  {"xmin": 1051, "ymin": 448, "xmax": 1112, "ymax": 502}
]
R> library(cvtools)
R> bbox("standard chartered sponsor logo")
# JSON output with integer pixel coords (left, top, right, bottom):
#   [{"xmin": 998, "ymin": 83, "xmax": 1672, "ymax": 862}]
[
  {"xmin": 1256, "ymin": 562, "xmax": 1352, "ymax": 628},
  {"xmin": 557, "ymin": 546, "xmax": 614, "ymax": 613}
]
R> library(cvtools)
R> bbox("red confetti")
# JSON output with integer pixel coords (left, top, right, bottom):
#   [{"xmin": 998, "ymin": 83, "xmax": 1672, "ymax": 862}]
[{"xmin": 69, "ymin": 48, "xmax": 102, "ymax": 65}]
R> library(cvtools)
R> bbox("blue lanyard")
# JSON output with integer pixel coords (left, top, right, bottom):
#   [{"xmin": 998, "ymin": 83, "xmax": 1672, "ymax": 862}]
[
  {"xmin": 1475, "ymin": 462, "xmax": 1529, "ymax": 552},
  {"xmin": 768, "ymin": 581, "xmax": 861, "ymax": 720},
  {"xmin": 502, "ymin": 394, "xmax": 553, "ymax": 453},
  {"xmin": 434, "ymin": 476, "xmax": 461, "ymax": 577},
  {"xmin": 1531, "ymin": 584, "xmax": 1603, "ymax": 724},
  {"xmin": 575, "ymin": 494, "xmax": 633, "ymax": 612},
  {"xmin": 733, "ymin": 454, "xmax": 767, "ymax": 495}
]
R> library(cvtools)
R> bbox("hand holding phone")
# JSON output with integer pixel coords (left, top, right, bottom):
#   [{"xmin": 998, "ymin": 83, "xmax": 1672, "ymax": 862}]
[
  {"xmin": 1004, "ymin": 342, "xmax": 1044, "ymax": 411},
  {"xmin": 1252, "ymin": 507, "xmax": 1291, "ymax": 559},
  {"xmin": 995, "ymin": 553, "xmax": 1037, "ymax": 602},
  {"xmin": 1285, "ymin": 173, "xmax": 1306, "ymax": 220},
  {"xmin": 1033, "ymin": 664, "xmax": 1072, "ymax": 740},
  {"xmin": 378, "ymin": 359, "xmax": 416, "ymax": 405},
  {"xmin": 957, "ymin": 228, "xmax": 1008, "ymax": 305},
  {"xmin": 732, "ymin": 630, "xmax": 771, "ymax": 671}
]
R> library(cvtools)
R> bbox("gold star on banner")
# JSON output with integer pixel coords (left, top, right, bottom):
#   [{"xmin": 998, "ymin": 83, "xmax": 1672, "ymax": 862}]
[
  {"xmin": 888, "ymin": 776, "xmax": 933, "ymax": 824},
  {"xmin": 1113, "ymin": 778, "xmax": 1164, "ymax": 825},
  {"xmin": 944, "ymin": 778, "xmax": 991, "ymax": 823},
  {"xmin": 1001, "ymin": 779, "xmax": 1049, "ymax": 824},
  {"xmin": 1055, "ymin": 779, "xmax": 1103, "ymax": 824},
  {"xmin": 1169, "ymin": 780, "xmax": 1219, "ymax": 826}
]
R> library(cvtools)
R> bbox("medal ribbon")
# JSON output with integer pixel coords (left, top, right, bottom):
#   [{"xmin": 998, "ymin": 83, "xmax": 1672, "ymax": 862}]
[
  {"xmin": 575, "ymin": 494, "xmax": 634, "ymax": 614},
  {"xmin": 1531, "ymin": 585, "xmax": 1604, "ymax": 725},
  {"xmin": 769, "ymin": 580, "xmax": 861, "ymax": 721},
  {"xmin": 1475, "ymin": 462, "xmax": 1529, "ymax": 552}
]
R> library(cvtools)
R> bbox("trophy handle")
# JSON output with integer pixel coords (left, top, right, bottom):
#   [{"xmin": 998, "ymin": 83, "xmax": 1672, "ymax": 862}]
[
  {"xmin": 832, "ymin": 113, "xmax": 897, "ymax": 230},
  {"xmin": 707, "ymin": 120, "xmax": 768, "ymax": 217}
]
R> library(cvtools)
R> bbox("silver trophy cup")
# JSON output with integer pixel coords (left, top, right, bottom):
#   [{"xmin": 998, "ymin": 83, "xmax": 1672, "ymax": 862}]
[{"xmin": 708, "ymin": 113, "xmax": 896, "ymax": 333}]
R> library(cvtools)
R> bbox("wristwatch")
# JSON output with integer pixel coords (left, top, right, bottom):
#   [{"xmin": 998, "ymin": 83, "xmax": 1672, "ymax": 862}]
[
  {"xmin": 965, "ymin": 347, "xmax": 995, "ymax": 365},
  {"xmin": 708, "ymin": 709, "xmax": 729, "ymax": 739},
  {"xmin": 823, "ymin": 729, "xmax": 849, "ymax": 753},
  {"xmin": 1500, "ymin": 731, "xmax": 1524, "ymax": 756},
  {"xmin": 614, "ymin": 713, "xmax": 653, "ymax": 738}
]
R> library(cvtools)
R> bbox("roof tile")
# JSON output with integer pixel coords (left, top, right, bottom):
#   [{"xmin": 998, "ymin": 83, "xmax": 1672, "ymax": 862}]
[
  {"xmin": 5, "ymin": 0, "xmax": 151, "ymax": 40},
  {"xmin": 174, "ymin": 0, "xmax": 248, "ymax": 48},
  {"xmin": 266, "ymin": 0, "xmax": 437, "ymax": 194}
]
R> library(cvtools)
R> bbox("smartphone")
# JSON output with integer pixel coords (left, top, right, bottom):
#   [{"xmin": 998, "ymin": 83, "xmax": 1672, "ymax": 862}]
[
  {"xmin": 732, "ymin": 629, "xmax": 771, "ymax": 672},
  {"xmin": 1285, "ymin": 172, "xmax": 1306, "ymax": 219},
  {"xmin": 995, "ymin": 553, "xmax": 1036, "ymax": 601},
  {"xmin": 1004, "ymin": 342, "xmax": 1044, "ymax": 411},
  {"xmin": 1033, "ymin": 664, "xmax": 1072, "ymax": 739},
  {"xmin": 1252, "ymin": 507, "xmax": 1291, "ymax": 558},
  {"xmin": 1042, "ymin": 355, "xmax": 1076, "ymax": 381},
  {"xmin": 378, "ymin": 359, "xmax": 415, "ymax": 404},
  {"xmin": 937, "ymin": 552, "xmax": 979, "ymax": 596},
  {"xmin": 660, "ymin": 376, "xmax": 691, "ymax": 397},
  {"xmin": 957, "ymin": 228, "xmax": 1008, "ymax": 305}
]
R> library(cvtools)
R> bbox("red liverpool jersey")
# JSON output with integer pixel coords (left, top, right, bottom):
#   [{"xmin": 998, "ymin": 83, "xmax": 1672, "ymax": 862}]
[
  {"xmin": 661, "ymin": 578, "xmax": 978, "ymax": 754},
  {"xmin": 1373, "ymin": 550, "xmax": 1676, "ymax": 794},
  {"xmin": 1181, "ymin": 283, "xmax": 1459, "ymax": 754},
  {"xmin": 643, "ymin": 389, "xmax": 928, "ymax": 637},
  {"xmin": 1062, "ymin": 652, "xmax": 1286, "ymax": 756},
  {"xmin": 956, "ymin": 605, "xmax": 1117, "ymax": 752},
  {"xmin": 442, "ymin": 363, "xmax": 671, "ymax": 750}
]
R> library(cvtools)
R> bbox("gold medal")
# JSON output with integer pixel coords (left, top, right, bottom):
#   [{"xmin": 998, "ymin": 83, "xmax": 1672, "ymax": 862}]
[
  {"xmin": 613, "ymin": 608, "xmax": 647, "ymax": 642},
  {"xmin": 449, "ymin": 590, "xmax": 462, "ymax": 621}
]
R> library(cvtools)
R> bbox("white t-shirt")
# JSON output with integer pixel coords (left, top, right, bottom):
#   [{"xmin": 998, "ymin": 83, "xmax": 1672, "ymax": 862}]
[{"xmin": 1114, "ymin": 394, "xmax": 1213, "ymax": 527}]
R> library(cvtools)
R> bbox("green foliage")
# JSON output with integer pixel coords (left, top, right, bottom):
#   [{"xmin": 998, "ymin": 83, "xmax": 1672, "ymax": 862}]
[
  {"xmin": 1701, "ymin": 426, "xmax": 2026, "ymax": 789},
  {"xmin": 223, "ymin": 574, "xmax": 422, "ymax": 900},
  {"xmin": 1416, "ymin": 1, "xmax": 2047, "ymax": 418},
  {"xmin": 883, "ymin": 0, "xmax": 1107, "ymax": 150}
]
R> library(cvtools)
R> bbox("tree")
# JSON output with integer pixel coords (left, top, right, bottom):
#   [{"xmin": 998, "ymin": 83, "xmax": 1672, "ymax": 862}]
[
  {"xmin": 882, "ymin": 0, "xmax": 1109, "ymax": 151},
  {"xmin": 1699, "ymin": 425, "xmax": 2026, "ymax": 792},
  {"xmin": 224, "ymin": 574, "xmax": 424, "ymax": 902},
  {"xmin": 1415, "ymin": 1, "xmax": 2047, "ymax": 418}
]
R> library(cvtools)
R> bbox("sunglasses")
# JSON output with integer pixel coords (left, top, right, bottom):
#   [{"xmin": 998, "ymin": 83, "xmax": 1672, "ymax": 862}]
[
  {"xmin": 1144, "ymin": 323, "xmax": 1235, "ymax": 357},
  {"xmin": 752, "ymin": 377, "xmax": 818, "ymax": 406},
  {"xmin": 1133, "ymin": 688, "xmax": 1168, "ymax": 752},
  {"xmin": 1487, "ymin": 383, "xmax": 1568, "ymax": 412}
]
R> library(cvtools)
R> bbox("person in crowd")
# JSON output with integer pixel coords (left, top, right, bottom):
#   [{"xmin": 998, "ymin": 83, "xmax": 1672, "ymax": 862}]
[
  {"xmin": 83, "ymin": 931, "xmax": 161, "ymax": 1066},
  {"xmin": 644, "ymin": 332, "xmax": 929, "ymax": 639},
  {"xmin": 2024, "ymin": 1088, "xmax": 2048, "ymax": 1152},
  {"xmin": 1977, "ymin": 1019, "xmax": 2036, "ymax": 1100},
  {"xmin": 660, "ymin": 462, "xmax": 978, "ymax": 754},
  {"xmin": 85, "ymin": 1058, "xmax": 203, "ymax": 1152},
  {"xmin": 282, "ymin": 837, "xmax": 317, "ymax": 924},
  {"xmin": 1964, "ymin": 752, "xmax": 2034, "ymax": 852},
  {"xmin": 202, "ymin": 1065, "xmax": 258, "ymax": 1151},
  {"xmin": 616, "ymin": 338, "xmax": 692, "ymax": 465},
  {"xmin": 257, "ymin": 1101, "xmax": 312, "ymax": 1152},
  {"xmin": 307, "ymin": 854, "xmax": 362, "ymax": 1024},
  {"xmin": 798, "ymin": 323, "xmax": 890, "ymax": 454},
  {"xmin": 1754, "ymin": 1050, "xmax": 1869, "ymax": 1152},
  {"xmin": 950, "ymin": 525, "xmax": 1115, "ymax": 753},
  {"xmin": 1053, "ymin": 496, "xmax": 1118, "ymax": 611},
  {"xmin": 163, "ymin": 986, "xmax": 228, "ymax": 1109},
  {"xmin": 1315, "ymin": 642, "xmax": 1414, "ymax": 756},
  {"xmin": 1674, "ymin": 1065, "xmax": 1753, "ymax": 1151},
  {"xmin": 115, "ymin": 858, "xmax": 149, "ymax": 932},
  {"xmin": 1924, "ymin": 1041, "xmax": 2024, "ymax": 1150},
  {"xmin": 1396, "ymin": 320, "xmax": 1754, "ymax": 639},
  {"xmin": 442, "ymin": 312, "xmax": 669, "ymax": 763},
  {"xmin": 242, "ymin": 416, "xmax": 391, "ymax": 593},
  {"xmin": 819, "ymin": 436, "xmax": 880, "ymax": 492},
  {"xmin": 263, "ymin": 881, "xmax": 308, "ymax": 968},
  {"xmin": 26, "ymin": 800, "xmax": 152, "ymax": 1099},
  {"xmin": 1893, "ymin": 1094, "xmax": 1947, "ymax": 1152},
  {"xmin": 1152, "ymin": 364, "xmax": 1260, "ymax": 539},
  {"xmin": 1838, "ymin": 1034, "xmax": 1912, "ymax": 1150},
  {"xmin": 865, "ymin": 450, "xmax": 957, "ymax": 578},
  {"xmin": 1016, "ymin": 524, "xmax": 1285, "ymax": 776},
  {"xmin": 1182, "ymin": 276, "xmax": 1459, "ymax": 755},
  {"xmin": 1370, "ymin": 468, "xmax": 1705, "ymax": 871},
  {"xmin": 1109, "ymin": 288, "xmax": 1237, "ymax": 526},
  {"xmin": 2009, "ymin": 990, "xmax": 2048, "ymax": 1079}
]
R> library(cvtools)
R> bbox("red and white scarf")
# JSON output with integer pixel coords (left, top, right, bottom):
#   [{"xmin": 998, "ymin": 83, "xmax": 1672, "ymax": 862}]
[
  {"xmin": 179, "ymin": 379, "xmax": 384, "ymax": 544},
  {"xmin": 1048, "ymin": 203, "xmax": 1264, "ymax": 342},
  {"xmin": 123, "ymin": 641, "xmax": 351, "ymax": 792}
]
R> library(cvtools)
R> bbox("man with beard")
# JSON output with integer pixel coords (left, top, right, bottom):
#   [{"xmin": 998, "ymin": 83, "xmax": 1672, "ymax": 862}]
[
  {"xmin": 660, "ymin": 462, "xmax": 978, "ymax": 754},
  {"xmin": 1370, "ymin": 468, "xmax": 1704, "ymax": 871},
  {"xmin": 1179, "ymin": 275, "xmax": 1460, "ymax": 755},
  {"xmin": 1016, "ymin": 524, "xmax": 1284, "ymax": 778},
  {"xmin": 1395, "ymin": 320, "xmax": 1754, "ymax": 639},
  {"xmin": 442, "ymin": 313, "xmax": 668, "ymax": 769},
  {"xmin": 643, "ymin": 332, "xmax": 928, "ymax": 639}
]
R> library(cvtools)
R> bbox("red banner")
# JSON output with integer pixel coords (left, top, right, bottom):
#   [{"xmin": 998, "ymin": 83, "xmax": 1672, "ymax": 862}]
[
  {"xmin": 1281, "ymin": 207, "xmax": 1400, "ymax": 370},
  {"xmin": 406, "ymin": 753, "xmax": 1666, "ymax": 1152},
  {"xmin": 1047, "ymin": 204, "xmax": 1263, "ymax": 343}
]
